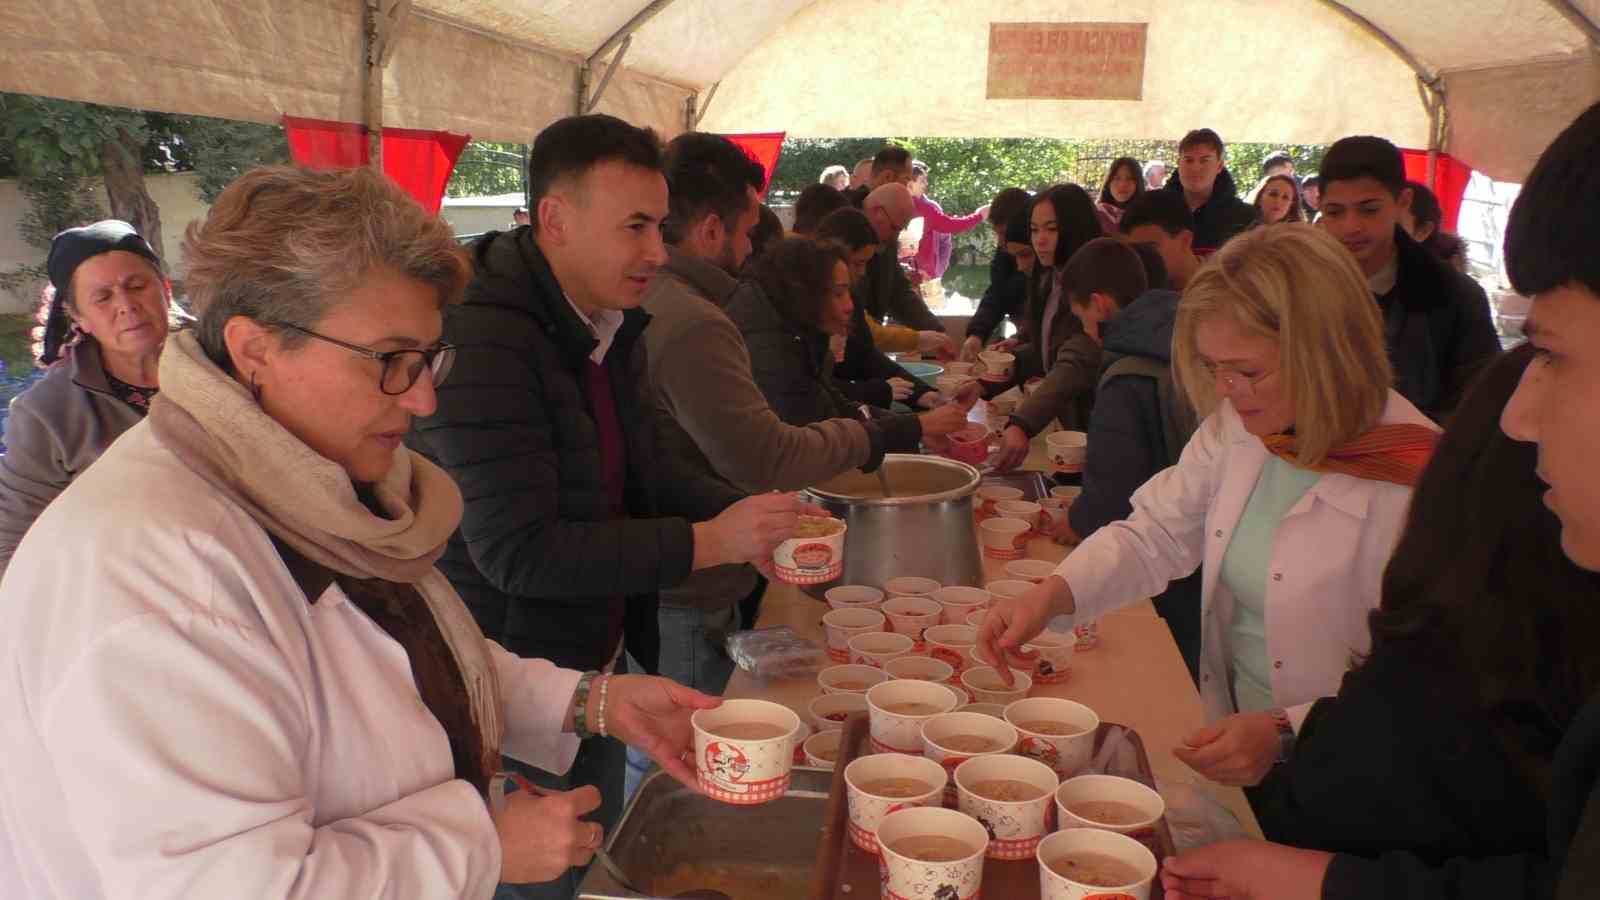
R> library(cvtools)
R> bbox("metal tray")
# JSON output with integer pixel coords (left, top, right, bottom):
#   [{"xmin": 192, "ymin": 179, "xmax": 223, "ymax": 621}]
[
  {"xmin": 577, "ymin": 767, "xmax": 834, "ymax": 900},
  {"xmin": 817, "ymin": 721, "xmax": 1176, "ymax": 900},
  {"xmin": 978, "ymin": 469, "xmax": 1051, "ymax": 503}
]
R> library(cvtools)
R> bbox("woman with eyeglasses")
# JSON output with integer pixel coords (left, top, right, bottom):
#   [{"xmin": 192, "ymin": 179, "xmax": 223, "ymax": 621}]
[
  {"xmin": 978, "ymin": 224, "xmax": 1440, "ymax": 793},
  {"xmin": 0, "ymin": 166, "xmax": 717, "ymax": 898}
]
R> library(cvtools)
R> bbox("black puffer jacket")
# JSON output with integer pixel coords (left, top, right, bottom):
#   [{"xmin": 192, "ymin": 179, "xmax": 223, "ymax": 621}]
[
  {"xmin": 965, "ymin": 247, "xmax": 1025, "ymax": 343},
  {"xmin": 725, "ymin": 280, "xmax": 922, "ymax": 449},
  {"xmin": 407, "ymin": 228, "xmax": 741, "ymax": 672},
  {"xmin": 835, "ymin": 301, "xmax": 937, "ymax": 410},
  {"xmin": 1162, "ymin": 168, "xmax": 1258, "ymax": 251}
]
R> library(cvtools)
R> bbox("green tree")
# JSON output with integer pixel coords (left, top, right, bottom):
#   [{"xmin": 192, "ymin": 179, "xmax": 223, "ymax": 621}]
[
  {"xmin": 447, "ymin": 141, "xmax": 526, "ymax": 198},
  {"xmin": 149, "ymin": 114, "xmax": 289, "ymax": 203}
]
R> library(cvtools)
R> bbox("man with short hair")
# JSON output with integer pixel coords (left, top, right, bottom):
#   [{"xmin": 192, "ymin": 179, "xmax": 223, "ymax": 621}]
[
  {"xmin": 858, "ymin": 182, "xmax": 946, "ymax": 333},
  {"xmin": 1300, "ymin": 174, "xmax": 1322, "ymax": 218},
  {"xmin": 1119, "ymin": 190, "xmax": 1203, "ymax": 291},
  {"xmin": 639, "ymin": 132, "xmax": 911, "ymax": 702},
  {"xmin": 963, "ymin": 187, "xmax": 1035, "ymax": 359},
  {"xmin": 1162, "ymin": 128, "xmax": 1259, "ymax": 252},
  {"xmin": 1317, "ymin": 135, "xmax": 1499, "ymax": 420},
  {"xmin": 869, "ymin": 145, "xmax": 914, "ymax": 189},
  {"xmin": 848, "ymin": 157, "xmax": 873, "ymax": 189},
  {"xmin": 1261, "ymin": 150, "xmax": 1295, "ymax": 179},
  {"xmin": 409, "ymin": 116, "xmax": 815, "ymax": 886}
]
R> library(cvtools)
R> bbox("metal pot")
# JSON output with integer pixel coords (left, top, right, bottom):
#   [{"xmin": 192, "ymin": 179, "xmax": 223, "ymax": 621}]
[{"xmin": 800, "ymin": 454, "xmax": 984, "ymax": 595}]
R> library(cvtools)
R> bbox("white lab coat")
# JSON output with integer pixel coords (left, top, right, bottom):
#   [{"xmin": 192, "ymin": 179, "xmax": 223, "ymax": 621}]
[
  {"xmin": 1058, "ymin": 391, "xmax": 1436, "ymax": 730},
  {"xmin": 0, "ymin": 424, "xmax": 582, "ymax": 899}
]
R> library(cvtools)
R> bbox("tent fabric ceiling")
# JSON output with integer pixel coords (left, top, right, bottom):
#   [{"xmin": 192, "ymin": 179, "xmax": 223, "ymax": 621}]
[{"xmin": 0, "ymin": 0, "xmax": 1595, "ymax": 182}]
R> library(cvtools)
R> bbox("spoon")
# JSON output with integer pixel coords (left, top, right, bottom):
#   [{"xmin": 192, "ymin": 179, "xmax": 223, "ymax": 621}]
[
  {"xmin": 592, "ymin": 843, "xmax": 731, "ymax": 900},
  {"xmin": 875, "ymin": 466, "xmax": 894, "ymax": 498}
]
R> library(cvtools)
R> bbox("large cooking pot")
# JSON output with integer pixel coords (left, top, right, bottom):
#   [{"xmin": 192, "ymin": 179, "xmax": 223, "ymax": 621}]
[{"xmin": 800, "ymin": 454, "xmax": 984, "ymax": 595}]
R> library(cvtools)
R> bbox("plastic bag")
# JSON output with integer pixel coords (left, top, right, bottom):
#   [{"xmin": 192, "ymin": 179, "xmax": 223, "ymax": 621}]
[
  {"xmin": 725, "ymin": 626, "xmax": 827, "ymax": 681},
  {"xmin": 1089, "ymin": 725, "xmax": 1252, "ymax": 853}
]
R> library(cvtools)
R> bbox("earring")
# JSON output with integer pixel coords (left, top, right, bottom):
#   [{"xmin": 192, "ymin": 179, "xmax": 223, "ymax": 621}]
[{"xmin": 249, "ymin": 370, "xmax": 263, "ymax": 404}]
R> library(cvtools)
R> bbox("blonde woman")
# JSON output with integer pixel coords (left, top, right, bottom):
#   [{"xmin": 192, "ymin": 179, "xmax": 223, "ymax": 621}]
[{"xmin": 979, "ymin": 224, "xmax": 1440, "ymax": 788}]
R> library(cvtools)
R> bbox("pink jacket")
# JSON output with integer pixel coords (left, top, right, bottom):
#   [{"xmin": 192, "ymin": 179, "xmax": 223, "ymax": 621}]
[{"xmin": 912, "ymin": 195, "xmax": 985, "ymax": 279}]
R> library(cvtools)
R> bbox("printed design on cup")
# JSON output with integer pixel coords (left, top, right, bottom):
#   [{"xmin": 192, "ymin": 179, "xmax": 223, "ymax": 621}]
[
  {"xmin": 777, "ymin": 541, "xmax": 840, "ymax": 584},
  {"xmin": 970, "ymin": 808, "xmax": 1046, "ymax": 860},
  {"xmin": 1035, "ymin": 656, "xmax": 1066, "ymax": 683},
  {"xmin": 1018, "ymin": 735, "xmax": 1062, "ymax": 769},
  {"xmin": 848, "ymin": 797, "xmax": 937, "ymax": 853},
  {"xmin": 698, "ymin": 741, "xmax": 792, "ymax": 805},
  {"xmin": 1075, "ymin": 622, "xmax": 1101, "ymax": 650},
  {"xmin": 882, "ymin": 886, "xmax": 971, "ymax": 900},
  {"xmin": 704, "ymin": 741, "xmax": 750, "ymax": 784},
  {"xmin": 930, "ymin": 646, "xmax": 966, "ymax": 671}
]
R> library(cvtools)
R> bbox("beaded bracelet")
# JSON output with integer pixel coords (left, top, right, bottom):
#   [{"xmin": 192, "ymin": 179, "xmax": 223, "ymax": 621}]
[
  {"xmin": 597, "ymin": 674, "xmax": 612, "ymax": 738},
  {"xmin": 572, "ymin": 670, "xmax": 601, "ymax": 741}
]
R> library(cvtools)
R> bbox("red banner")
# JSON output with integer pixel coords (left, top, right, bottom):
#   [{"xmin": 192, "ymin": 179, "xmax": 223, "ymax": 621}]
[
  {"xmin": 723, "ymin": 132, "xmax": 785, "ymax": 197},
  {"xmin": 1400, "ymin": 150, "xmax": 1472, "ymax": 232},
  {"xmin": 282, "ymin": 116, "xmax": 470, "ymax": 215}
]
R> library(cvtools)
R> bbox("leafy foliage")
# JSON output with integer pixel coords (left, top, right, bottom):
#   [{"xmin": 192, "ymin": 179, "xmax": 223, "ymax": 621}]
[
  {"xmin": 149, "ymin": 114, "xmax": 290, "ymax": 203},
  {"xmin": 447, "ymin": 141, "xmax": 526, "ymax": 198}
]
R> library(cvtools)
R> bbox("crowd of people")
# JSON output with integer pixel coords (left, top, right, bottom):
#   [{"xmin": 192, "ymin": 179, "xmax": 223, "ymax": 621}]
[{"xmin": 0, "ymin": 93, "xmax": 1594, "ymax": 900}]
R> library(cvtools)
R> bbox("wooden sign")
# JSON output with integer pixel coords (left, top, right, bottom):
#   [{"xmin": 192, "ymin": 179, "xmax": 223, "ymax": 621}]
[{"xmin": 987, "ymin": 22, "xmax": 1148, "ymax": 101}]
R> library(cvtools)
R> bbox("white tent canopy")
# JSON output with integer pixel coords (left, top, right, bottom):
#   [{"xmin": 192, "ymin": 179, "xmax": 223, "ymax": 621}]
[{"xmin": 2, "ymin": 0, "xmax": 1596, "ymax": 182}]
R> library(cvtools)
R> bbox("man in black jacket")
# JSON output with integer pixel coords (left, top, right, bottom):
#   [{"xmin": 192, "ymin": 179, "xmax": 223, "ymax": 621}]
[
  {"xmin": 1162, "ymin": 128, "xmax": 1259, "ymax": 253},
  {"xmin": 962, "ymin": 187, "xmax": 1034, "ymax": 359},
  {"xmin": 1317, "ymin": 135, "xmax": 1500, "ymax": 421},
  {"xmin": 857, "ymin": 182, "xmax": 946, "ymax": 333},
  {"xmin": 407, "ymin": 115, "xmax": 815, "ymax": 892}
]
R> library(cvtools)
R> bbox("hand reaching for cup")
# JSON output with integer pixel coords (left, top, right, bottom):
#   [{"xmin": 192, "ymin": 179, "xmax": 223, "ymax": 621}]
[
  {"xmin": 917, "ymin": 330, "xmax": 958, "ymax": 361},
  {"xmin": 991, "ymin": 425, "xmax": 1031, "ymax": 472},
  {"xmin": 493, "ymin": 781, "xmax": 603, "ymax": 884},
  {"xmin": 887, "ymin": 377, "xmax": 916, "ymax": 402},
  {"xmin": 693, "ymin": 492, "xmax": 830, "ymax": 572},
  {"xmin": 917, "ymin": 402, "xmax": 972, "ymax": 439},
  {"xmin": 959, "ymin": 336, "xmax": 984, "ymax": 363},
  {"xmin": 1173, "ymin": 712, "xmax": 1282, "ymax": 787},
  {"xmin": 976, "ymin": 574, "xmax": 1073, "ymax": 685},
  {"xmin": 599, "ymin": 674, "xmax": 722, "ymax": 790}
]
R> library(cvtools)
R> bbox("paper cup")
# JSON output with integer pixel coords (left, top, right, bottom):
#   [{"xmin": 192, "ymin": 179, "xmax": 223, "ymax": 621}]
[
  {"xmin": 962, "ymin": 665, "xmax": 1033, "ymax": 705},
  {"xmin": 988, "ymin": 396, "xmax": 1017, "ymax": 417},
  {"xmin": 944, "ymin": 362, "xmax": 976, "ymax": 377},
  {"xmin": 1050, "ymin": 485, "xmax": 1083, "ymax": 503},
  {"xmin": 883, "ymin": 595, "xmax": 945, "ymax": 649},
  {"xmin": 877, "ymin": 806, "xmax": 990, "ymax": 898},
  {"xmin": 885, "ymin": 654, "xmax": 956, "ymax": 685},
  {"xmin": 924, "ymin": 624, "xmax": 979, "ymax": 676},
  {"xmin": 922, "ymin": 711, "xmax": 1020, "ymax": 804},
  {"xmin": 954, "ymin": 754, "xmax": 1060, "ymax": 860},
  {"xmin": 1046, "ymin": 432, "xmax": 1088, "ymax": 474},
  {"xmin": 791, "ymin": 720, "xmax": 813, "ymax": 766},
  {"xmin": 1055, "ymin": 774, "xmax": 1167, "ymax": 852},
  {"xmin": 1075, "ymin": 621, "xmax": 1102, "ymax": 651},
  {"xmin": 979, "ymin": 517, "xmax": 1031, "ymax": 560},
  {"xmin": 692, "ymin": 699, "xmax": 802, "ymax": 805},
  {"xmin": 825, "ymin": 584, "xmax": 885, "ymax": 612},
  {"xmin": 1037, "ymin": 827, "xmax": 1158, "ymax": 900},
  {"xmin": 960, "ymin": 702, "xmax": 1009, "ymax": 720},
  {"xmin": 1005, "ymin": 559, "xmax": 1057, "ymax": 583},
  {"xmin": 965, "ymin": 609, "xmax": 988, "ymax": 628},
  {"xmin": 985, "ymin": 578, "xmax": 1034, "ymax": 603},
  {"xmin": 1037, "ymin": 497, "xmax": 1070, "ymax": 531},
  {"xmin": 818, "ymin": 663, "xmax": 889, "ymax": 695},
  {"xmin": 803, "ymin": 729, "xmax": 843, "ymax": 770},
  {"xmin": 886, "ymin": 575, "xmax": 943, "ymax": 599},
  {"xmin": 1022, "ymin": 629, "xmax": 1077, "ymax": 684},
  {"xmin": 822, "ymin": 607, "xmax": 886, "ymax": 664},
  {"xmin": 974, "ymin": 486, "xmax": 1024, "ymax": 519},
  {"xmin": 933, "ymin": 586, "xmax": 992, "ymax": 626},
  {"xmin": 850, "ymin": 631, "xmax": 916, "ymax": 668},
  {"xmin": 1005, "ymin": 698, "xmax": 1100, "ymax": 777},
  {"xmin": 844, "ymin": 753, "xmax": 948, "ymax": 853},
  {"xmin": 866, "ymin": 679, "xmax": 960, "ymax": 755},
  {"xmin": 978, "ymin": 350, "xmax": 1016, "ymax": 380},
  {"xmin": 994, "ymin": 499, "xmax": 1042, "ymax": 532},
  {"xmin": 808, "ymin": 692, "xmax": 868, "ymax": 732},
  {"xmin": 772, "ymin": 516, "xmax": 846, "ymax": 585},
  {"xmin": 946, "ymin": 424, "xmax": 992, "ymax": 466},
  {"xmin": 936, "ymin": 373, "xmax": 975, "ymax": 400}
]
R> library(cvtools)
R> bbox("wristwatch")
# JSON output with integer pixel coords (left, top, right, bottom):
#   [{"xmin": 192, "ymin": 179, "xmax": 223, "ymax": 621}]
[{"xmin": 1269, "ymin": 708, "xmax": 1295, "ymax": 764}]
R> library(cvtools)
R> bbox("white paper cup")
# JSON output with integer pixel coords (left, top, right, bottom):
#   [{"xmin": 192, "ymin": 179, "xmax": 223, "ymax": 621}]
[
  {"xmin": 960, "ymin": 702, "xmax": 1009, "ymax": 720},
  {"xmin": 844, "ymin": 753, "xmax": 949, "ymax": 853},
  {"xmin": 936, "ymin": 373, "xmax": 976, "ymax": 400},
  {"xmin": 877, "ymin": 806, "xmax": 990, "ymax": 897},
  {"xmin": 803, "ymin": 729, "xmax": 843, "ymax": 770},
  {"xmin": 885, "ymin": 654, "xmax": 956, "ymax": 685},
  {"xmin": 962, "ymin": 665, "xmax": 1033, "ymax": 705},
  {"xmin": 818, "ymin": 663, "xmax": 889, "ymax": 695},
  {"xmin": 933, "ymin": 585, "xmax": 992, "ymax": 626},
  {"xmin": 1005, "ymin": 559, "xmax": 1057, "ymax": 583},
  {"xmin": 886, "ymin": 575, "xmax": 943, "ymax": 599},
  {"xmin": 883, "ymin": 595, "xmax": 945, "ymax": 649},
  {"xmin": 1075, "ymin": 621, "xmax": 1102, "ymax": 651},
  {"xmin": 988, "ymin": 396, "xmax": 1018, "ymax": 417},
  {"xmin": 922, "ymin": 711, "xmax": 1021, "ymax": 804},
  {"xmin": 772, "ymin": 516, "xmax": 847, "ymax": 585},
  {"xmin": 825, "ymin": 584, "xmax": 885, "ymax": 612},
  {"xmin": 1005, "ymin": 697, "xmax": 1100, "ymax": 777},
  {"xmin": 1050, "ymin": 485, "xmax": 1083, "ymax": 503},
  {"xmin": 1037, "ymin": 827, "xmax": 1158, "ymax": 900},
  {"xmin": 1023, "ymin": 629, "xmax": 1077, "ymax": 684},
  {"xmin": 985, "ymin": 579, "xmax": 1034, "ymax": 603},
  {"xmin": 954, "ymin": 754, "xmax": 1061, "ymax": 860},
  {"xmin": 979, "ymin": 517, "xmax": 1032, "ymax": 561},
  {"xmin": 965, "ymin": 609, "xmax": 988, "ymax": 629},
  {"xmin": 691, "ymin": 698, "xmax": 802, "ymax": 806},
  {"xmin": 1046, "ymin": 432, "xmax": 1088, "ymax": 474},
  {"xmin": 822, "ymin": 607, "xmax": 886, "ymax": 664},
  {"xmin": 924, "ymin": 624, "xmax": 979, "ymax": 676},
  {"xmin": 850, "ymin": 631, "xmax": 916, "ymax": 668},
  {"xmin": 866, "ymin": 679, "xmax": 960, "ymax": 755},
  {"xmin": 807, "ymin": 692, "xmax": 868, "ymax": 732},
  {"xmin": 979, "ymin": 350, "xmax": 1017, "ymax": 380},
  {"xmin": 944, "ymin": 362, "xmax": 976, "ymax": 377},
  {"xmin": 974, "ymin": 485, "xmax": 1024, "ymax": 519},
  {"xmin": 994, "ymin": 499, "xmax": 1042, "ymax": 532},
  {"xmin": 1055, "ymin": 774, "xmax": 1167, "ymax": 852},
  {"xmin": 1037, "ymin": 497, "xmax": 1070, "ymax": 531}
]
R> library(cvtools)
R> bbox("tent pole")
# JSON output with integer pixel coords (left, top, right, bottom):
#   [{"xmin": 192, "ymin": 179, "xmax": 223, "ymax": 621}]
[
  {"xmin": 1545, "ymin": 0, "xmax": 1600, "ymax": 47},
  {"xmin": 578, "ymin": 0, "xmax": 678, "ymax": 115},
  {"xmin": 364, "ymin": 0, "xmax": 413, "ymax": 168},
  {"xmin": 692, "ymin": 81, "xmax": 720, "ymax": 130}
]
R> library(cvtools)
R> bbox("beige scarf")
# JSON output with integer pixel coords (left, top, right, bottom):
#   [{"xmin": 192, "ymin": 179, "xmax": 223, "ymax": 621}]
[{"xmin": 148, "ymin": 331, "xmax": 503, "ymax": 787}]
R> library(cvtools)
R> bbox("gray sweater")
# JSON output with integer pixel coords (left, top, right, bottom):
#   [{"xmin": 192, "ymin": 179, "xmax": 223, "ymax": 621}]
[{"xmin": 0, "ymin": 341, "xmax": 145, "ymax": 575}]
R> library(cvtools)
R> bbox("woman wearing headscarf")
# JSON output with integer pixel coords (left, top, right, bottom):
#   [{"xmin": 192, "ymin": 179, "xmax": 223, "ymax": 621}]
[
  {"xmin": 0, "ymin": 220, "xmax": 175, "ymax": 573},
  {"xmin": 0, "ymin": 166, "xmax": 718, "ymax": 898}
]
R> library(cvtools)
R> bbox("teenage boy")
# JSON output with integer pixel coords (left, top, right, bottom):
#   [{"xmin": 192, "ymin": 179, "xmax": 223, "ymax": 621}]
[
  {"xmin": 1162, "ymin": 128, "xmax": 1259, "ymax": 252},
  {"xmin": 1317, "ymin": 135, "xmax": 1500, "ymax": 421},
  {"xmin": 1120, "ymin": 190, "xmax": 1203, "ymax": 291}
]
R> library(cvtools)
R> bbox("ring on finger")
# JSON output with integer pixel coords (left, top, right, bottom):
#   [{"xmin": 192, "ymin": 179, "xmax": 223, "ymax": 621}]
[{"xmin": 587, "ymin": 822, "xmax": 604, "ymax": 849}]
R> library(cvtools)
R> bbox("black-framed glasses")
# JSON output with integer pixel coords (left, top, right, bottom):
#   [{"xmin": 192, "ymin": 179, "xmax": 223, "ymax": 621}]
[{"xmin": 278, "ymin": 323, "xmax": 456, "ymax": 395}]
